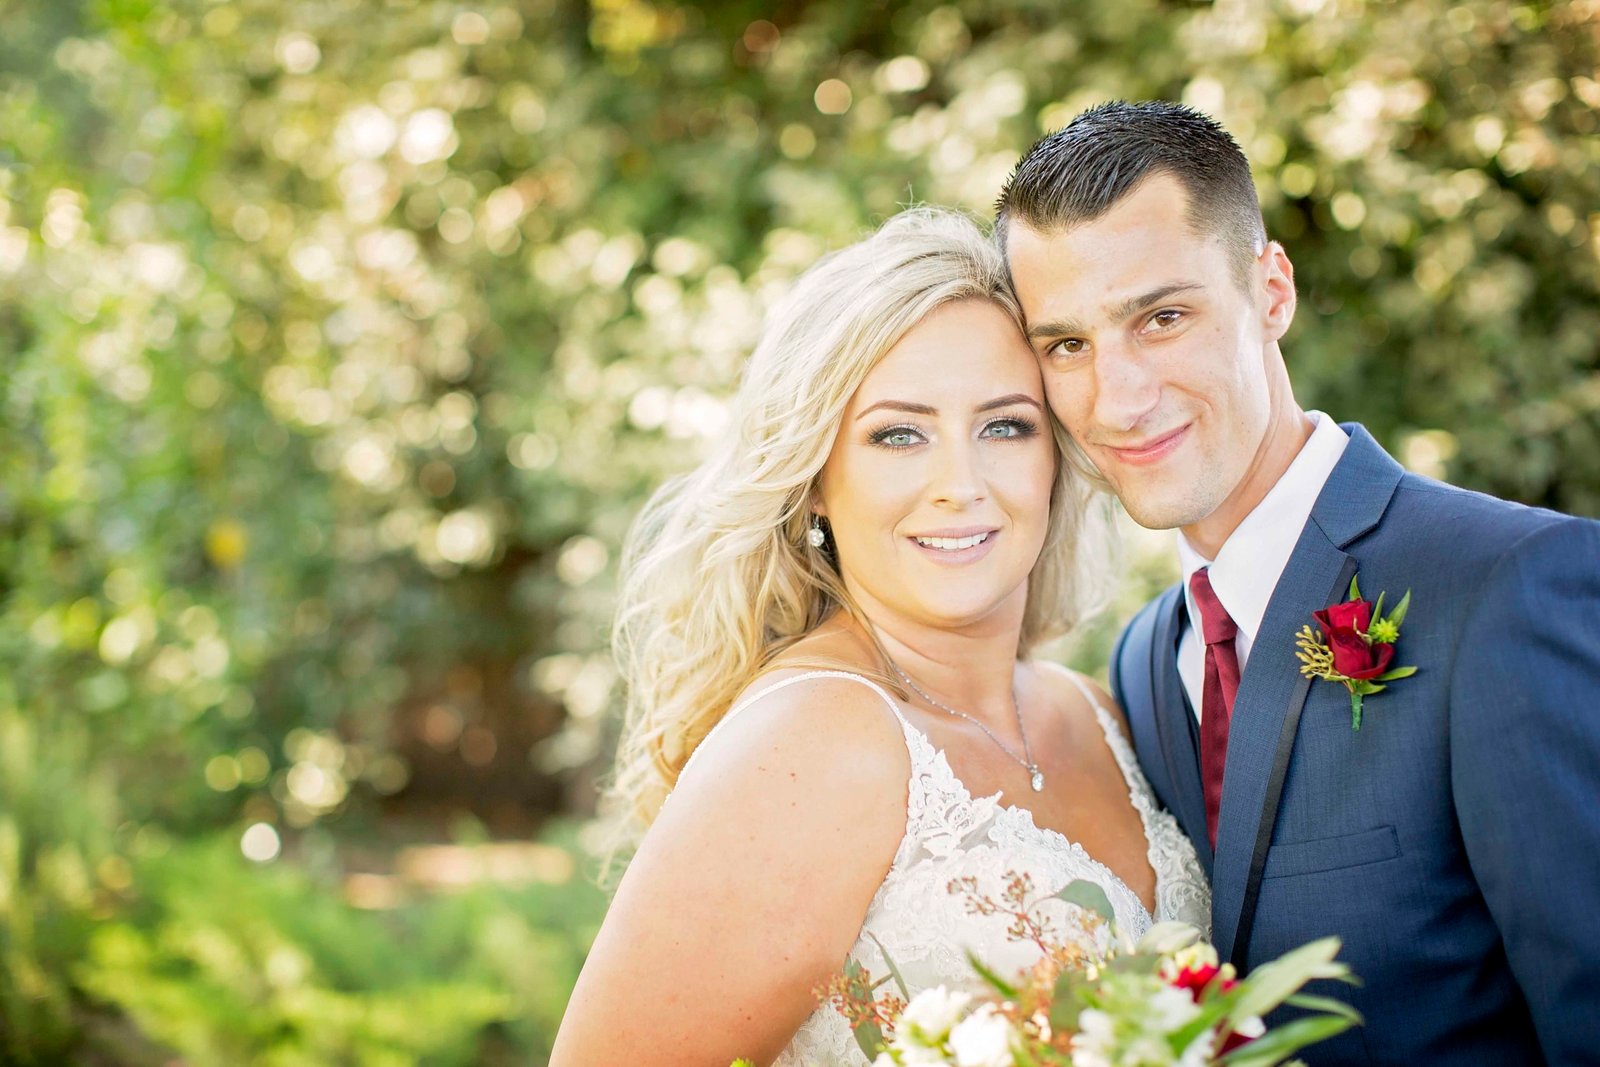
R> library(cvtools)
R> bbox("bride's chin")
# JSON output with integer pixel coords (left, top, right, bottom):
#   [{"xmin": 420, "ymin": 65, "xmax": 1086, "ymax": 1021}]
[
  {"xmin": 888, "ymin": 588, "xmax": 1028, "ymax": 634},
  {"xmin": 840, "ymin": 565, "xmax": 1030, "ymax": 636}
]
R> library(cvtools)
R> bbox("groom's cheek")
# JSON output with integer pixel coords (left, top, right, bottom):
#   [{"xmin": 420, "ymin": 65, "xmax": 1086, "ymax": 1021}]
[{"xmin": 1039, "ymin": 371, "xmax": 1086, "ymax": 440}]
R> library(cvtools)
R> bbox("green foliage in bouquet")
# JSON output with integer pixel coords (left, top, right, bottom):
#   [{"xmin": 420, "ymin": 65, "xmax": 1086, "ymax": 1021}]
[{"xmin": 815, "ymin": 879, "xmax": 1359, "ymax": 1067}]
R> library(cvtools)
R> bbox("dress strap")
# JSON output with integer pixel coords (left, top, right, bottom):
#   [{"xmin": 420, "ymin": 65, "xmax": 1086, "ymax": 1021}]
[
  {"xmin": 678, "ymin": 669, "xmax": 912, "ymax": 785},
  {"xmin": 1039, "ymin": 660, "xmax": 1109, "ymax": 714},
  {"xmin": 726, "ymin": 669, "xmax": 906, "ymax": 722},
  {"xmin": 1037, "ymin": 660, "xmax": 1144, "ymax": 783},
  {"xmin": 1038, "ymin": 660, "xmax": 1165, "ymax": 850}
]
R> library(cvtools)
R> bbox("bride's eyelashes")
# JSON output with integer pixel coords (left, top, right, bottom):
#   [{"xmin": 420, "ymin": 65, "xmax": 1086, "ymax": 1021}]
[
  {"xmin": 866, "ymin": 422, "xmax": 924, "ymax": 449},
  {"xmin": 982, "ymin": 415, "xmax": 1039, "ymax": 440},
  {"xmin": 864, "ymin": 415, "xmax": 1040, "ymax": 450}
]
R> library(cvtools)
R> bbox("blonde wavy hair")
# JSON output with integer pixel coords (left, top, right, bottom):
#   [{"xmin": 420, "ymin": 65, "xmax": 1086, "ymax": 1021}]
[{"xmin": 601, "ymin": 207, "xmax": 1115, "ymax": 868}]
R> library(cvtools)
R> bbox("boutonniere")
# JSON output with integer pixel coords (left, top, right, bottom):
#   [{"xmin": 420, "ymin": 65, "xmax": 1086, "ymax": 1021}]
[{"xmin": 1295, "ymin": 576, "xmax": 1418, "ymax": 729}]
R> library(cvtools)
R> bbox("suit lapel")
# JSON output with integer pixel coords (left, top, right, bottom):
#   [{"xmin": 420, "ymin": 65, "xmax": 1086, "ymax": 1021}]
[
  {"xmin": 1210, "ymin": 531, "xmax": 1354, "ymax": 963},
  {"xmin": 1211, "ymin": 424, "xmax": 1405, "ymax": 965},
  {"xmin": 1148, "ymin": 587, "xmax": 1212, "ymax": 873}
]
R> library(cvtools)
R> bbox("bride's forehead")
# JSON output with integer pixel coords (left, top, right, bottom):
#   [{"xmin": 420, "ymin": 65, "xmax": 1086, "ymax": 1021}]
[{"xmin": 852, "ymin": 355, "xmax": 1042, "ymax": 415}]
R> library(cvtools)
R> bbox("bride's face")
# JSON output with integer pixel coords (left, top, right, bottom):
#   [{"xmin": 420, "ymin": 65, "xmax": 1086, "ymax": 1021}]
[{"xmin": 816, "ymin": 298, "xmax": 1056, "ymax": 636}]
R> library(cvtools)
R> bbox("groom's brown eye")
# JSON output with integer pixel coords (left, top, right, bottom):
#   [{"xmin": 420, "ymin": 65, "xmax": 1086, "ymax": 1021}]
[{"xmin": 1050, "ymin": 338, "xmax": 1087, "ymax": 358}]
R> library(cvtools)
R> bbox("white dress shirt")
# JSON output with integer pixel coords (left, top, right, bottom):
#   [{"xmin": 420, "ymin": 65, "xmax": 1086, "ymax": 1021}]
[{"xmin": 1177, "ymin": 412, "xmax": 1350, "ymax": 718}]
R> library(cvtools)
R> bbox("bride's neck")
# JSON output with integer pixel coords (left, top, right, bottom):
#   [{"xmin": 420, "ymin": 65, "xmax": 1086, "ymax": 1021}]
[{"xmin": 842, "ymin": 596, "xmax": 1026, "ymax": 726}]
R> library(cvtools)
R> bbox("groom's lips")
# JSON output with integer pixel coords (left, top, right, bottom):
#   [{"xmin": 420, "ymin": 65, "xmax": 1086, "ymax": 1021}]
[{"xmin": 1102, "ymin": 424, "xmax": 1189, "ymax": 467}]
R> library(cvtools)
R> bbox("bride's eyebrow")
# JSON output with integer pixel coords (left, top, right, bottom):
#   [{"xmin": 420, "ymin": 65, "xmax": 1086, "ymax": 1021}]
[
  {"xmin": 855, "ymin": 399, "xmax": 936, "ymax": 420},
  {"xmin": 855, "ymin": 394, "xmax": 1042, "ymax": 420},
  {"xmin": 976, "ymin": 393, "xmax": 1042, "ymax": 413}
]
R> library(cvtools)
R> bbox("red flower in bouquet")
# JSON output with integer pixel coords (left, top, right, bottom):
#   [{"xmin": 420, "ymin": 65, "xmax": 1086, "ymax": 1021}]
[
  {"xmin": 1168, "ymin": 961, "xmax": 1254, "ymax": 1053},
  {"xmin": 804, "ymin": 876, "xmax": 1361, "ymax": 1067}
]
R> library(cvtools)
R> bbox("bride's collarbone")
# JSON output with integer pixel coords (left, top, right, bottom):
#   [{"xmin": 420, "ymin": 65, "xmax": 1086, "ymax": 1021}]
[{"xmin": 905, "ymin": 705, "xmax": 1157, "ymax": 908}]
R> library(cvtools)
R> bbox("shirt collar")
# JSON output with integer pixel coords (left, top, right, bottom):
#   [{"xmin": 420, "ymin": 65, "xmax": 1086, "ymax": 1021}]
[{"xmin": 1178, "ymin": 412, "xmax": 1350, "ymax": 642}]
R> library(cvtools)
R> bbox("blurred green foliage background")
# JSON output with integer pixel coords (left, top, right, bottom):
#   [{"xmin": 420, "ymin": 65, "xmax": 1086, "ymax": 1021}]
[{"xmin": 1, "ymin": 0, "xmax": 1595, "ymax": 1062}]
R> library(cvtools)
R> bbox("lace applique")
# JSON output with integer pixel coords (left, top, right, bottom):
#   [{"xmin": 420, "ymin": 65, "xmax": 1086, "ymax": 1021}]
[
  {"xmin": 681, "ymin": 669, "xmax": 1211, "ymax": 1067},
  {"xmin": 1088, "ymin": 701, "xmax": 1212, "ymax": 933},
  {"xmin": 898, "ymin": 729, "xmax": 1003, "ymax": 862}
]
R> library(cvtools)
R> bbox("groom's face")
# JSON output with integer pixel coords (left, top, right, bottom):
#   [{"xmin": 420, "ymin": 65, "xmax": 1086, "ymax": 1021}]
[{"xmin": 1004, "ymin": 172, "xmax": 1292, "ymax": 531}]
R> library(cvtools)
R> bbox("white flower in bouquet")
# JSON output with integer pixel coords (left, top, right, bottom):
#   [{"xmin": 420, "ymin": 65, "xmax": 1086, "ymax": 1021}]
[
  {"xmin": 1069, "ymin": 972, "xmax": 1206, "ymax": 1067},
  {"xmin": 896, "ymin": 986, "xmax": 973, "ymax": 1046},
  {"xmin": 1147, "ymin": 986, "xmax": 1202, "ymax": 1032},
  {"xmin": 812, "ymin": 875, "xmax": 1357, "ymax": 1067},
  {"xmin": 947, "ymin": 1003, "xmax": 1017, "ymax": 1067}
]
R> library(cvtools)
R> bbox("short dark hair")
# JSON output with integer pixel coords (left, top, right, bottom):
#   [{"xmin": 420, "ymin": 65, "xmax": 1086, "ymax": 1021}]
[{"xmin": 995, "ymin": 101, "xmax": 1266, "ymax": 287}]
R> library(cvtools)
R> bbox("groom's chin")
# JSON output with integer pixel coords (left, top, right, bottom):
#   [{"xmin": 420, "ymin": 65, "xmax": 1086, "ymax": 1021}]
[{"xmin": 1114, "ymin": 483, "xmax": 1215, "ymax": 532}]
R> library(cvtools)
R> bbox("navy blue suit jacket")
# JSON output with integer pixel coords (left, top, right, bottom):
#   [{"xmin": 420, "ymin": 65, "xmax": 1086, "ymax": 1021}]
[{"xmin": 1111, "ymin": 424, "xmax": 1600, "ymax": 1065}]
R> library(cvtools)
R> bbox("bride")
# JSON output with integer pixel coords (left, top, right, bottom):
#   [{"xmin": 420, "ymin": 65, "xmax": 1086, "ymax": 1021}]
[{"xmin": 551, "ymin": 209, "xmax": 1208, "ymax": 1066}]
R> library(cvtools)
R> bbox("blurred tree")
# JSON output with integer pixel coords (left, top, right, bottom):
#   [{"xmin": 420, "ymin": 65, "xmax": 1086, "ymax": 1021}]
[{"xmin": 0, "ymin": 0, "xmax": 1595, "ymax": 1060}]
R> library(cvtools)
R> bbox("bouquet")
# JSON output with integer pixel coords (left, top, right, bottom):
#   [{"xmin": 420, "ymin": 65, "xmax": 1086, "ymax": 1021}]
[{"xmin": 739, "ymin": 873, "xmax": 1360, "ymax": 1067}]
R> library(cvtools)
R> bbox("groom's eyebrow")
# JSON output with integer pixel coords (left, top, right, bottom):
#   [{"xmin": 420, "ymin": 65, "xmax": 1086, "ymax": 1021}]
[
  {"xmin": 1106, "ymin": 282, "xmax": 1203, "ymax": 324},
  {"xmin": 1025, "ymin": 281, "xmax": 1204, "ymax": 341}
]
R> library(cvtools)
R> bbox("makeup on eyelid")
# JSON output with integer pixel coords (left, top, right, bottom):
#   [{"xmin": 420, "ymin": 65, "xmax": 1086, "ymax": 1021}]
[{"xmin": 864, "ymin": 415, "xmax": 1041, "ymax": 449}]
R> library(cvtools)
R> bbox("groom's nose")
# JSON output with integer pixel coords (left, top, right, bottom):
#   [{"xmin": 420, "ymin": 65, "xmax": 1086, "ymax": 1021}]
[{"xmin": 1091, "ymin": 343, "xmax": 1162, "ymax": 434}]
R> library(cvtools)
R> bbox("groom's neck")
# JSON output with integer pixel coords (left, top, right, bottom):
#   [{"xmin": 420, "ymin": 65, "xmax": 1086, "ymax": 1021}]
[{"xmin": 1182, "ymin": 404, "xmax": 1316, "ymax": 560}]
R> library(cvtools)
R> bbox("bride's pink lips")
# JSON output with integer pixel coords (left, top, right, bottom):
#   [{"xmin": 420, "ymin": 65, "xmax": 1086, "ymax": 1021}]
[
  {"xmin": 906, "ymin": 527, "xmax": 1000, "ymax": 566},
  {"xmin": 1103, "ymin": 424, "xmax": 1190, "ymax": 467}
]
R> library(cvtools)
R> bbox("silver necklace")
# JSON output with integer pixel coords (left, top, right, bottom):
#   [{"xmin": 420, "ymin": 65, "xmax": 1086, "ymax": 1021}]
[{"xmin": 886, "ymin": 659, "xmax": 1044, "ymax": 792}]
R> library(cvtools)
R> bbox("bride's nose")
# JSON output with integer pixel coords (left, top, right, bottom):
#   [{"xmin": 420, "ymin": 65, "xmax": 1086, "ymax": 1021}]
[{"xmin": 928, "ymin": 438, "xmax": 985, "ymax": 509}]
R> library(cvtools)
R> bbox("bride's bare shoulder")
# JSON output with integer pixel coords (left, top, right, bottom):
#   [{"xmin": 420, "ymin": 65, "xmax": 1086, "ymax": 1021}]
[
  {"xmin": 666, "ymin": 658, "xmax": 912, "ymax": 820},
  {"xmin": 557, "ymin": 654, "xmax": 912, "ymax": 1065},
  {"xmin": 1031, "ymin": 660, "xmax": 1132, "ymax": 743}
]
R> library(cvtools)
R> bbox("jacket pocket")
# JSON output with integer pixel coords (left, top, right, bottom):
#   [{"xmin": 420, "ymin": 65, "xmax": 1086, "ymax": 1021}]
[{"xmin": 1261, "ymin": 825, "xmax": 1400, "ymax": 880}]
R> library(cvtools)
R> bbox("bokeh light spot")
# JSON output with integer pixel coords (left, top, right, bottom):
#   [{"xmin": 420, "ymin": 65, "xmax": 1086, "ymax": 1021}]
[
  {"xmin": 241, "ymin": 822, "xmax": 281, "ymax": 863},
  {"xmin": 814, "ymin": 79, "xmax": 852, "ymax": 115}
]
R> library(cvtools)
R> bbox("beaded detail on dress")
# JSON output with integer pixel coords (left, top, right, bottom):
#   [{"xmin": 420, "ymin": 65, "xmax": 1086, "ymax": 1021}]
[{"xmin": 677, "ymin": 668, "xmax": 1211, "ymax": 1067}]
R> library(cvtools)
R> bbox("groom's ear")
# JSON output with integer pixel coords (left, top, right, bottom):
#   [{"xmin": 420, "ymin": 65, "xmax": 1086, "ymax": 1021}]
[{"xmin": 1258, "ymin": 241, "xmax": 1297, "ymax": 343}]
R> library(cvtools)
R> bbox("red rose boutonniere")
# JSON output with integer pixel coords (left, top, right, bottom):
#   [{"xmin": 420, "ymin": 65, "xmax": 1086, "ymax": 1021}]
[{"xmin": 1295, "ymin": 576, "xmax": 1418, "ymax": 729}]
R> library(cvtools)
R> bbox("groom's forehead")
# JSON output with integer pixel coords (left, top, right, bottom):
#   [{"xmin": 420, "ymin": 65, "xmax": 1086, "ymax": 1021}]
[{"xmin": 1006, "ymin": 220, "xmax": 1214, "ymax": 326}]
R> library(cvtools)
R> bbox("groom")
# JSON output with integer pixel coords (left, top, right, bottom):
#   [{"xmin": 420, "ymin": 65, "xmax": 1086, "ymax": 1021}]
[{"xmin": 997, "ymin": 101, "xmax": 1600, "ymax": 1064}]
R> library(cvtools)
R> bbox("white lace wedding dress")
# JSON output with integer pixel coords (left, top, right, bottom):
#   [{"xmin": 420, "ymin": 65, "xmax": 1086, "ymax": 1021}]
[{"xmin": 694, "ymin": 667, "xmax": 1211, "ymax": 1067}]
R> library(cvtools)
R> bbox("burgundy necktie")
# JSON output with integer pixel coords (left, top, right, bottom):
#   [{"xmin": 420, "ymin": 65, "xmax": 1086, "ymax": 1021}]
[{"xmin": 1190, "ymin": 566, "xmax": 1240, "ymax": 849}]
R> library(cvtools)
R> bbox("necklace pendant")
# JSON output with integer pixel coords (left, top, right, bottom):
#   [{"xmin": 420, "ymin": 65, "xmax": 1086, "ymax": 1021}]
[{"xmin": 1029, "ymin": 767, "xmax": 1044, "ymax": 792}]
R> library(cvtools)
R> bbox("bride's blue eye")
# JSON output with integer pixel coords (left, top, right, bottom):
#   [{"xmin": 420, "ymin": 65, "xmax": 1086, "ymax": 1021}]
[
  {"xmin": 868, "ymin": 423, "xmax": 924, "ymax": 449},
  {"xmin": 981, "ymin": 417, "xmax": 1039, "ymax": 440}
]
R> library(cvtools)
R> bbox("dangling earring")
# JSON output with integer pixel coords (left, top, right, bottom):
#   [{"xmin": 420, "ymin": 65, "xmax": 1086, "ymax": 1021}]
[{"xmin": 807, "ymin": 514, "xmax": 826, "ymax": 548}]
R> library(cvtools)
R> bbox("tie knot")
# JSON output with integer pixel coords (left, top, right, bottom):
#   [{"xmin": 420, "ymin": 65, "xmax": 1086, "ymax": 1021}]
[{"xmin": 1188, "ymin": 567, "xmax": 1238, "ymax": 646}]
